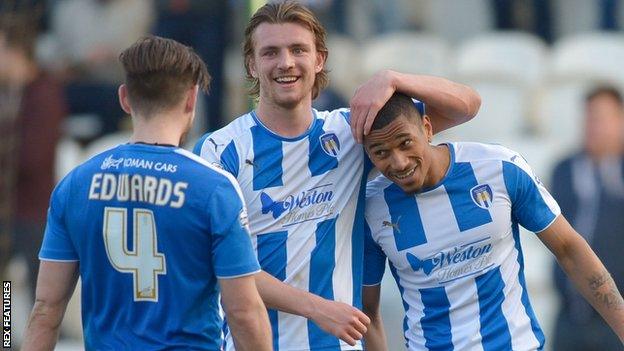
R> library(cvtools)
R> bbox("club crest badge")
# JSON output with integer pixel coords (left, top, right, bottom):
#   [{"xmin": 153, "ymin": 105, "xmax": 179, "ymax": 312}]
[
  {"xmin": 470, "ymin": 184, "xmax": 493, "ymax": 209},
  {"xmin": 319, "ymin": 133, "xmax": 340, "ymax": 157}
]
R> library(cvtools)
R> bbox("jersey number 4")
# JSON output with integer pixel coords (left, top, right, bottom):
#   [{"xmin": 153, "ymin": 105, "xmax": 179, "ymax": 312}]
[{"xmin": 103, "ymin": 207, "xmax": 167, "ymax": 302}]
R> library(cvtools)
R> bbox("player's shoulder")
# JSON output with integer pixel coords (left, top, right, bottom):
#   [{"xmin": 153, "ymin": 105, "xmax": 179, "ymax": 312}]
[
  {"xmin": 194, "ymin": 112, "xmax": 256, "ymax": 154},
  {"xmin": 314, "ymin": 107, "xmax": 351, "ymax": 127},
  {"xmin": 451, "ymin": 141, "xmax": 522, "ymax": 164},
  {"xmin": 173, "ymin": 148, "xmax": 240, "ymax": 186},
  {"xmin": 366, "ymin": 174, "xmax": 394, "ymax": 200}
]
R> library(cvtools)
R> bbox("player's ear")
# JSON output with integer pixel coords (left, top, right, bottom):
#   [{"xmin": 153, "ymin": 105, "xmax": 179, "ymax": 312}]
[
  {"xmin": 422, "ymin": 114, "xmax": 433, "ymax": 143},
  {"xmin": 184, "ymin": 85, "xmax": 199, "ymax": 114},
  {"xmin": 247, "ymin": 56, "xmax": 258, "ymax": 78},
  {"xmin": 315, "ymin": 50, "xmax": 326, "ymax": 73},
  {"xmin": 118, "ymin": 84, "xmax": 132, "ymax": 115}
]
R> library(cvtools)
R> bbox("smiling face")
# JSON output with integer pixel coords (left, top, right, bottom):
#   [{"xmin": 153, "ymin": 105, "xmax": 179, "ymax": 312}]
[
  {"xmin": 248, "ymin": 22, "xmax": 325, "ymax": 109},
  {"xmin": 365, "ymin": 114, "xmax": 436, "ymax": 193}
]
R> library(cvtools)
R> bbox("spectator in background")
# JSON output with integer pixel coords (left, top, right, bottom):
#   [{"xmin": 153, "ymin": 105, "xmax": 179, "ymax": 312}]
[
  {"xmin": 44, "ymin": 0, "xmax": 152, "ymax": 138},
  {"xmin": 0, "ymin": 17, "xmax": 67, "ymax": 298},
  {"xmin": 492, "ymin": 0, "xmax": 554, "ymax": 43},
  {"xmin": 154, "ymin": 0, "xmax": 227, "ymax": 131},
  {"xmin": 550, "ymin": 86, "xmax": 624, "ymax": 350}
]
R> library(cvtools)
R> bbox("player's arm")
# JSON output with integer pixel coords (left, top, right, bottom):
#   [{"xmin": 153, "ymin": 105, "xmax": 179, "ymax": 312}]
[
  {"xmin": 22, "ymin": 261, "xmax": 79, "ymax": 351},
  {"xmin": 350, "ymin": 69, "xmax": 481, "ymax": 142},
  {"xmin": 362, "ymin": 284, "xmax": 388, "ymax": 351},
  {"xmin": 539, "ymin": 215, "xmax": 624, "ymax": 343},
  {"xmin": 254, "ymin": 271, "xmax": 369, "ymax": 346},
  {"xmin": 219, "ymin": 274, "xmax": 272, "ymax": 351}
]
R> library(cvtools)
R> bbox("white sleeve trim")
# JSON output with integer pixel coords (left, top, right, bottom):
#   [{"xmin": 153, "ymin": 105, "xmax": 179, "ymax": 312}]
[
  {"xmin": 534, "ymin": 213, "xmax": 561, "ymax": 234},
  {"xmin": 362, "ymin": 283, "xmax": 382, "ymax": 287},
  {"xmin": 216, "ymin": 269, "xmax": 261, "ymax": 280},
  {"xmin": 39, "ymin": 257, "xmax": 79, "ymax": 262}
]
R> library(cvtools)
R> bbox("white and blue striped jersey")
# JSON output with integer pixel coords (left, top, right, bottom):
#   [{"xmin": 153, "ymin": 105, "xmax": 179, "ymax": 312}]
[
  {"xmin": 39, "ymin": 144, "xmax": 259, "ymax": 350},
  {"xmin": 364, "ymin": 142, "xmax": 561, "ymax": 351},
  {"xmin": 194, "ymin": 109, "xmax": 373, "ymax": 351}
]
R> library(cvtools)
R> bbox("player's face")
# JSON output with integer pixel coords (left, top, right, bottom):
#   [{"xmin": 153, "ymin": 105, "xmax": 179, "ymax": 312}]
[
  {"xmin": 249, "ymin": 22, "xmax": 324, "ymax": 109},
  {"xmin": 365, "ymin": 115, "xmax": 434, "ymax": 194}
]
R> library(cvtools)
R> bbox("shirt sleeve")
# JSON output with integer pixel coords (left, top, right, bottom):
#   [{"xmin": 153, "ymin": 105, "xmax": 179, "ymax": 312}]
[
  {"xmin": 502, "ymin": 154, "xmax": 561, "ymax": 233},
  {"xmin": 208, "ymin": 180, "xmax": 260, "ymax": 279},
  {"xmin": 194, "ymin": 133, "xmax": 240, "ymax": 177},
  {"xmin": 363, "ymin": 219, "xmax": 387, "ymax": 286},
  {"xmin": 39, "ymin": 174, "xmax": 79, "ymax": 261}
]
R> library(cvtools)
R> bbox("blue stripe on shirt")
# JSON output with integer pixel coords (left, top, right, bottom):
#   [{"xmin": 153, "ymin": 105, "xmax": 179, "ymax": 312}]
[
  {"xmin": 476, "ymin": 267, "xmax": 512, "ymax": 351},
  {"xmin": 446, "ymin": 162, "xmax": 493, "ymax": 231},
  {"xmin": 257, "ymin": 232, "xmax": 288, "ymax": 351},
  {"xmin": 308, "ymin": 118, "xmax": 339, "ymax": 177},
  {"xmin": 220, "ymin": 140, "xmax": 240, "ymax": 177},
  {"xmin": 308, "ymin": 218, "xmax": 341, "ymax": 350},
  {"xmin": 251, "ymin": 125, "xmax": 283, "ymax": 190},
  {"xmin": 420, "ymin": 286, "xmax": 453, "ymax": 350},
  {"xmin": 384, "ymin": 184, "xmax": 427, "ymax": 251}
]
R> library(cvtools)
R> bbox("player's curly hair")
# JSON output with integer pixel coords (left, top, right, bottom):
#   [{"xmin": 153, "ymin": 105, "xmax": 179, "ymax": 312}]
[
  {"xmin": 119, "ymin": 35, "xmax": 211, "ymax": 116},
  {"xmin": 243, "ymin": 1, "xmax": 329, "ymax": 100}
]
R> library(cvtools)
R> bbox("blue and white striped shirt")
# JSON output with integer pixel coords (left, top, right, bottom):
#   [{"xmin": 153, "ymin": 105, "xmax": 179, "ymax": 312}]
[
  {"xmin": 195, "ymin": 109, "xmax": 374, "ymax": 351},
  {"xmin": 364, "ymin": 142, "xmax": 560, "ymax": 351}
]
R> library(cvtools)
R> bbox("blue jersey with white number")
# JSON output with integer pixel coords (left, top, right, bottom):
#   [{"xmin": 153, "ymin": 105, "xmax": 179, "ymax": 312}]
[
  {"xmin": 39, "ymin": 143, "xmax": 259, "ymax": 350},
  {"xmin": 364, "ymin": 142, "xmax": 561, "ymax": 351},
  {"xmin": 194, "ymin": 109, "xmax": 373, "ymax": 351}
]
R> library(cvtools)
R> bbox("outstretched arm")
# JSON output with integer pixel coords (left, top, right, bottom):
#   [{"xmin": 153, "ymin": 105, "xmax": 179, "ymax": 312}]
[
  {"xmin": 255, "ymin": 271, "xmax": 370, "ymax": 346},
  {"xmin": 350, "ymin": 70, "xmax": 481, "ymax": 142},
  {"xmin": 539, "ymin": 215, "xmax": 624, "ymax": 343},
  {"xmin": 362, "ymin": 285, "xmax": 388, "ymax": 351},
  {"xmin": 220, "ymin": 274, "xmax": 272, "ymax": 351},
  {"xmin": 22, "ymin": 261, "xmax": 79, "ymax": 351}
]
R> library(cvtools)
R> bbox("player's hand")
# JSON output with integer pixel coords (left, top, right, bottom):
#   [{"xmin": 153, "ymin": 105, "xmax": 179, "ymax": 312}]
[
  {"xmin": 350, "ymin": 69, "xmax": 397, "ymax": 144},
  {"xmin": 308, "ymin": 297, "xmax": 370, "ymax": 346}
]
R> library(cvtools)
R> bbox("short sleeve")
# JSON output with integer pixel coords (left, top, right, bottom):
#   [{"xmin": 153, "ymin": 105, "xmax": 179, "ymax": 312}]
[
  {"xmin": 363, "ymin": 219, "xmax": 386, "ymax": 286},
  {"xmin": 195, "ymin": 133, "xmax": 240, "ymax": 177},
  {"xmin": 208, "ymin": 180, "xmax": 260, "ymax": 278},
  {"xmin": 502, "ymin": 156, "xmax": 561, "ymax": 233},
  {"xmin": 39, "ymin": 174, "xmax": 79, "ymax": 261}
]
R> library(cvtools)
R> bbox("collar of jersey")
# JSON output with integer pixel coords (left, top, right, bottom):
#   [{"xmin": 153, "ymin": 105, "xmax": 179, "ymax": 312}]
[
  {"xmin": 121, "ymin": 142, "xmax": 179, "ymax": 153},
  {"xmin": 417, "ymin": 142, "xmax": 456, "ymax": 193},
  {"xmin": 250, "ymin": 109, "xmax": 319, "ymax": 142}
]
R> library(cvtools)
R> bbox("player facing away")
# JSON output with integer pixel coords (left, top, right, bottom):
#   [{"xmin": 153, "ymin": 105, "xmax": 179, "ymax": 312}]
[
  {"xmin": 194, "ymin": 2, "xmax": 481, "ymax": 350},
  {"xmin": 361, "ymin": 93, "xmax": 624, "ymax": 350},
  {"xmin": 21, "ymin": 36, "xmax": 272, "ymax": 351}
]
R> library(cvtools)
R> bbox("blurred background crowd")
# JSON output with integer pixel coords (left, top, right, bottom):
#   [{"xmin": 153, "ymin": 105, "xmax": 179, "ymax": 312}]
[{"xmin": 1, "ymin": 0, "xmax": 623, "ymax": 350}]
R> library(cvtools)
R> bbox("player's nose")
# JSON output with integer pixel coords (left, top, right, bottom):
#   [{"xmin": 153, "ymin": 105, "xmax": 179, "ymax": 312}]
[
  {"xmin": 277, "ymin": 51, "xmax": 295, "ymax": 70},
  {"xmin": 390, "ymin": 151, "xmax": 410, "ymax": 171}
]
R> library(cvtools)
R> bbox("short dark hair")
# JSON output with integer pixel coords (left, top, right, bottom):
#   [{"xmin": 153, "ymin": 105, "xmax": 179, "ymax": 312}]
[
  {"xmin": 119, "ymin": 36, "xmax": 211, "ymax": 116},
  {"xmin": 370, "ymin": 93, "xmax": 423, "ymax": 132},
  {"xmin": 243, "ymin": 1, "xmax": 328, "ymax": 100},
  {"xmin": 585, "ymin": 85, "xmax": 623, "ymax": 106}
]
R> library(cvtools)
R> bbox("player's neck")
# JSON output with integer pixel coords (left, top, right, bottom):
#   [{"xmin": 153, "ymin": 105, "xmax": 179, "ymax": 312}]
[
  {"xmin": 424, "ymin": 144, "xmax": 451, "ymax": 188},
  {"xmin": 255, "ymin": 98, "xmax": 314, "ymax": 138},
  {"xmin": 130, "ymin": 113, "xmax": 186, "ymax": 147}
]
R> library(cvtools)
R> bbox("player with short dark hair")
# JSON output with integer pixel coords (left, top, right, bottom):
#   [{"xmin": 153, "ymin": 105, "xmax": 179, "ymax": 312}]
[
  {"xmin": 22, "ymin": 36, "xmax": 272, "ymax": 351},
  {"xmin": 194, "ymin": 2, "xmax": 481, "ymax": 350},
  {"xmin": 361, "ymin": 92, "xmax": 624, "ymax": 350}
]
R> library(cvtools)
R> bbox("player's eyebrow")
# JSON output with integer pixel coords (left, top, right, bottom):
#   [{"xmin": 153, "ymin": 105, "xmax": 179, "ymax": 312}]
[
  {"xmin": 258, "ymin": 42, "xmax": 312, "ymax": 53},
  {"xmin": 368, "ymin": 133, "xmax": 412, "ymax": 149}
]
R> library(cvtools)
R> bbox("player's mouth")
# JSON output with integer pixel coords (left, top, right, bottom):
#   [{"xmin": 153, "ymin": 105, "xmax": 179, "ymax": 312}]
[
  {"xmin": 391, "ymin": 166, "xmax": 417, "ymax": 180},
  {"xmin": 274, "ymin": 76, "xmax": 299, "ymax": 84}
]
